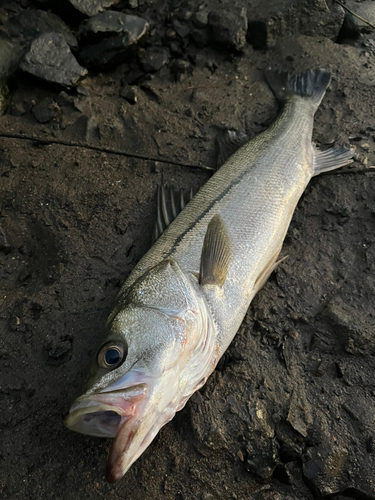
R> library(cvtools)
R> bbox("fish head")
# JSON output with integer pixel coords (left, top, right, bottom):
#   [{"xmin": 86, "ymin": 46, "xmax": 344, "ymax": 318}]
[{"xmin": 65, "ymin": 259, "xmax": 213, "ymax": 482}]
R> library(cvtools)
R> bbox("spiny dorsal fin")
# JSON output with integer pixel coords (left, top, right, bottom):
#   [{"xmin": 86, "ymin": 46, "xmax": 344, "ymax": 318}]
[
  {"xmin": 153, "ymin": 186, "xmax": 195, "ymax": 242},
  {"xmin": 200, "ymin": 214, "xmax": 231, "ymax": 287},
  {"xmin": 216, "ymin": 129, "xmax": 249, "ymax": 168}
]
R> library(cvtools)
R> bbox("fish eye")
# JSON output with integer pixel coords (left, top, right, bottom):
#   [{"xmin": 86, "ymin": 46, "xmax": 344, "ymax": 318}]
[{"xmin": 97, "ymin": 341, "xmax": 126, "ymax": 370}]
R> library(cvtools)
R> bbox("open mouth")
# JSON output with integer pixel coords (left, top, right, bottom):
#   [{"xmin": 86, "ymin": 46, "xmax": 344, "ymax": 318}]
[{"xmin": 64, "ymin": 383, "xmax": 147, "ymax": 438}]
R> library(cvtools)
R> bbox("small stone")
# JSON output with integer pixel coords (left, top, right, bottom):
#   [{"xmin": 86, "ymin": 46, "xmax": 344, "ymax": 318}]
[
  {"xmin": 69, "ymin": 0, "xmax": 121, "ymax": 17},
  {"xmin": 172, "ymin": 59, "xmax": 191, "ymax": 75},
  {"xmin": 9, "ymin": 101, "xmax": 27, "ymax": 116},
  {"xmin": 9, "ymin": 9, "xmax": 77, "ymax": 48},
  {"xmin": 79, "ymin": 12, "xmax": 149, "ymax": 68},
  {"xmin": 193, "ymin": 10, "xmax": 208, "ymax": 29},
  {"xmin": 56, "ymin": 91, "xmax": 74, "ymax": 107},
  {"xmin": 120, "ymin": 85, "xmax": 138, "ymax": 104},
  {"xmin": 20, "ymin": 33, "xmax": 87, "ymax": 87},
  {"xmin": 208, "ymin": 7, "xmax": 248, "ymax": 51},
  {"xmin": 172, "ymin": 19, "xmax": 190, "ymax": 38},
  {"xmin": 141, "ymin": 47, "xmax": 169, "ymax": 72},
  {"xmin": 32, "ymin": 97, "xmax": 60, "ymax": 123}
]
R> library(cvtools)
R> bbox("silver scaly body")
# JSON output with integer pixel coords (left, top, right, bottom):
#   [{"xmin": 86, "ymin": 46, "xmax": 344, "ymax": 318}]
[{"xmin": 65, "ymin": 68, "xmax": 354, "ymax": 482}]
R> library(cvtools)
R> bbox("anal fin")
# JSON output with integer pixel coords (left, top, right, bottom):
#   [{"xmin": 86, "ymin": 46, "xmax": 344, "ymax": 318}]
[
  {"xmin": 313, "ymin": 145, "xmax": 354, "ymax": 176},
  {"xmin": 200, "ymin": 215, "xmax": 231, "ymax": 287}
]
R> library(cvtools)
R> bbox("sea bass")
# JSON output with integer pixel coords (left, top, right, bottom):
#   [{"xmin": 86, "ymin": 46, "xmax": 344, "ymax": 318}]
[{"xmin": 65, "ymin": 68, "xmax": 354, "ymax": 482}]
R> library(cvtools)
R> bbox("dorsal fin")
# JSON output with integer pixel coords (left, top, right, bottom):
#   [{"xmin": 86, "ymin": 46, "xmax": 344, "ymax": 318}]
[
  {"xmin": 216, "ymin": 129, "xmax": 249, "ymax": 167},
  {"xmin": 199, "ymin": 214, "xmax": 231, "ymax": 287},
  {"xmin": 153, "ymin": 186, "xmax": 195, "ymax": 242}
]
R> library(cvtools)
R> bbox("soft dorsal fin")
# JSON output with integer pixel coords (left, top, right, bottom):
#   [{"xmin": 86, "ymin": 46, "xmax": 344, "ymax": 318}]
[
  {"xmin": 200, "ymin": 214, "xmax": 231, "ymax": 287},
  {"xmin": 216, "ymin": 129, "xmax": 249, "ymax": 167},
  {"xmin": 153, "ymin": 186, "xmax": 194, "ymax": 242}
]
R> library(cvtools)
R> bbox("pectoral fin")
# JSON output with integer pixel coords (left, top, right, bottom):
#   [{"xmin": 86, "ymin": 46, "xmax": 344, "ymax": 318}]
[
  {"xmin": 253, "ymin": 251, "xmax": 287, "ymax": 295},
  {"xmin": 200, "ymin": 215, "xmax": 231, "ymax": 287}
]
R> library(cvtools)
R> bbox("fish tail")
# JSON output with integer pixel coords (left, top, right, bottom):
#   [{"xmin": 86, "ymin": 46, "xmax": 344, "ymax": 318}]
[{"xmin": 264, "ymin": 67, "xmax": 331, "ymax": 108}]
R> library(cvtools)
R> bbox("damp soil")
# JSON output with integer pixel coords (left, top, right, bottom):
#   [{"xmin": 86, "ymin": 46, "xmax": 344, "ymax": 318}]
[{"xmin": 1, "ymin": 1, "xmax": 375, "ymax": 499}]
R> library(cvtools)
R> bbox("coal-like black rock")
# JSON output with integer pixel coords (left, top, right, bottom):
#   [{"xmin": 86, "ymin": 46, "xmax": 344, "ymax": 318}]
[
  {"xmin": 69, "ymin": 0, "xmax": 121, "ymax": 17},
  {"xmin": 78, "ymin": 11, "xmax": 149, "ymax": 68},
  {"xmin": 9, "ymin": 9, "xmax": 77, "ymax": 48},
  {"xmin": 208, "ymin": 7, "xmax": 248, "ymax": 51},
  {"xmin": 20, "ymin": 33, "xmax": 88, "ymax": 87},
  {"xmin": 141, "ymin": 47, "xmax": 169, "ymax": 72},
  {"xmin": 192, "ymin": 10, "xmax": 208, "ymax": 29},
  {"xmin": 32, "ymin": 97, "xmax": 60, "ymax": 123}
]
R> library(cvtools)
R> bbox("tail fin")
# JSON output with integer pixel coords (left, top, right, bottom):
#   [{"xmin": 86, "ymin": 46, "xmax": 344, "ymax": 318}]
[{"xmin": 264, "ymin": 67, "xmax": 331, "ymax": 107}]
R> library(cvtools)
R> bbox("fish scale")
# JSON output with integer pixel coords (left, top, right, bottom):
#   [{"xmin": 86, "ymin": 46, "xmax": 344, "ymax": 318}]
[{"xmin": 119, "ymin": 98, "xmax": 315, "ymax": 355}]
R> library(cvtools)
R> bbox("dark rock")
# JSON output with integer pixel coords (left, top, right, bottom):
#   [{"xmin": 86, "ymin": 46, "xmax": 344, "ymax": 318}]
[
  {"xmin": 141, "ymin": 47, "xmax": 169, "ymax": 72},
  {"xmin": 192, "ymin": 10, "xmax": 208, "ymax": 29},
  {"xmin": 302, "ymin": 445, "xmax": 349, "ymax": 496},
  {"xmin": 0, "ymin": 36, "xmax": 25, "ymax": 81},
  {"xmin": 78, "ymin": 11, "xmax": 149, "ymax": 68},
  {"xmin": 124, "ymin": 68, "xmax": 144, "ymax": 85},
  {"xmin": 208, "ymin": 7, "xmax": 248, "ymax": 51},
  {"xmin": 120, "ymin": 84, "xmax": 138, "ymax": 104},
  {"xmin": 20, "ymin": 33, "xmax": 88, "ymax": 87},
  {"xmin": 69, "ymin": 0, "xmax": 121, "ymax": 17},
  {"xmin": 172, "ymin": 59, "xmax": 190, "ymax": 74},
  {"xmin": 340, "ymin": 1, "xmax": 375, "ymax": 38},
  {"xmin": 32, "ymin": 97, "xmax": 60, "ymax": 123},
  {"xmin": 79, "ymin": 11, "xmax": 148, "ymax": 38},
  {"xmin": 8, "ymin": 101, "xmax": 27, "ymax": 116},
  {"xmin": 9, "ymin": 9, "xmax": 77, "ymax": 48},
  {"xmin": 172, "ymin": 19, "xmax": 190, "ymax": 39},
  {"xmin": 56, "ymin": 91, "xmax": 74, "ymax": 107}
]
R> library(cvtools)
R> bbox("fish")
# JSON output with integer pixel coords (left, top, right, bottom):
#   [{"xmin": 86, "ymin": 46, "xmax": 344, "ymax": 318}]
[{"xmin": 65, "ymin": 68, "xmax": 354, "ymax": 482}]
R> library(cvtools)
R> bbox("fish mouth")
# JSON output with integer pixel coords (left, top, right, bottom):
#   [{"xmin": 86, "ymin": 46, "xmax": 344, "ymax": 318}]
[{"xmin": 64, "ymin": 383, "xmax": 148, "ymax": 438}]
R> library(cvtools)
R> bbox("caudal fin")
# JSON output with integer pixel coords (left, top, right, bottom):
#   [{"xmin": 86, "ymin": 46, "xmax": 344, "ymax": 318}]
[{"xmin": 264, "ymin": 67, "xmax": 331, "ymax": 107}]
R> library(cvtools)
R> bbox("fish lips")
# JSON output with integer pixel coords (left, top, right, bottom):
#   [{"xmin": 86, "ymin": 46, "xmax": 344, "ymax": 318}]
[{"xmin": 64, "ymin": 383, "xmax": 148, "ymax": 438}]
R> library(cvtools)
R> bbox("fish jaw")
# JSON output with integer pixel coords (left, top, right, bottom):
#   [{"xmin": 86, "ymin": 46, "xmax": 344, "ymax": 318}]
[
  {"xmin": 106, "ymin": 399, "xmax": 176, "ymax": 482},
  {"xmin": 64, "ymin": 384, "xmax": 148, "ymax": 438}
]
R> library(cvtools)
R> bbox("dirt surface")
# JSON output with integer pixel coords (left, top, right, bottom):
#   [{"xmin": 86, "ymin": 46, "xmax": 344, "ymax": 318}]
[{"xmin": 1, "ymin": 1, "xmax": 375, "ymax": 499}]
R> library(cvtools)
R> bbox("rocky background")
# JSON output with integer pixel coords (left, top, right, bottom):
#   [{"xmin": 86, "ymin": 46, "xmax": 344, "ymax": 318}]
[{"xmin": 1, "ymin": 0, "xmax": 375, "ymax": 499}]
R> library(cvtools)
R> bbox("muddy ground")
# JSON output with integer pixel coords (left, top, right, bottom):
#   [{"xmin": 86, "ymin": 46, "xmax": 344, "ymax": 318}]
[{"xmin": 1, "ymin": 0, "xmax": 375, "ymax": 499}]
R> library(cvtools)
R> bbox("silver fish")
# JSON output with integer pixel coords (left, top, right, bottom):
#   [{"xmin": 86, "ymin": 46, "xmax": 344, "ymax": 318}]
[{"xmin": 65, "ymin": 68, "xmax": 354, "ymax": 482}]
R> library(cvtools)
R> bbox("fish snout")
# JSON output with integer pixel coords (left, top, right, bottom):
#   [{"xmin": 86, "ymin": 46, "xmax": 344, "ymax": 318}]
[{"xmin": 64, "ymin": 384, "xmax": 147, "ymax": 438}]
